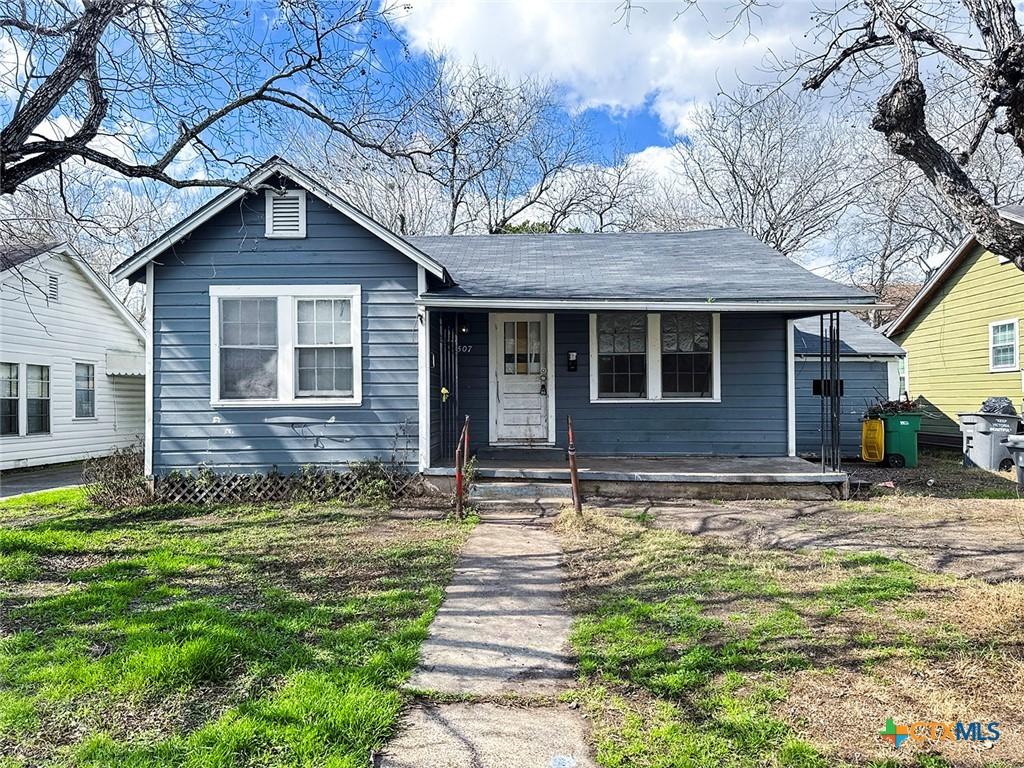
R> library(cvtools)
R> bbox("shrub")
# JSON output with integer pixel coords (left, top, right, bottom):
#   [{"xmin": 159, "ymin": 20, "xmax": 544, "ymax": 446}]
[{"xmin": 82, "ymin": 446, "xmax": 149, "ymax": 507}]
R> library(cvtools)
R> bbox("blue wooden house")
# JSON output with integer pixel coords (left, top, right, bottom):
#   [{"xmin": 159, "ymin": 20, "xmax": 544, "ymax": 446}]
[{"xmin": 112, "ymin": 158, "xmax": 877, "ymax": 498}]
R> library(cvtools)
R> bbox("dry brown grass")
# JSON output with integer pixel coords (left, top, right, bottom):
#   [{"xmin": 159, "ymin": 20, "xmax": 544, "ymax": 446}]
[{"xmin": 558, "ymin": 507, "xmax": 1024, "ymax": 767}]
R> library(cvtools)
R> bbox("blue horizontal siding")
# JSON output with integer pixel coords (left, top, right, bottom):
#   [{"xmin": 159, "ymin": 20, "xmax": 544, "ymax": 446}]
[
  {"xmin": 444, "ymin": 311, "xmax": 789, "ymax": 457},
  {"xmin": 795, "ymin": 358, "xmax": 889, "ymax": 457},
  {"xmin": 151, "ymin": 187, "xmax": 420, "ymax": 476}
]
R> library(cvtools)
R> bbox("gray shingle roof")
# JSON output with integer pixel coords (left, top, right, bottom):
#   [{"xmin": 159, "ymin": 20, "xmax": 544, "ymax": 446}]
[
  {"xmin": 1000, "ymin": 203, "xmax": 1024, "ymax": 224},
  {"xmin": 0, "ymin": 242, "xmax": 60, "ymax": 273},
  {"xmin": 409, "ymin": 229, "xmax": 874, "ymax": 303},
  {"xmin": 794, "ymin": 312, "xmax": 905, "ymax": 357}
]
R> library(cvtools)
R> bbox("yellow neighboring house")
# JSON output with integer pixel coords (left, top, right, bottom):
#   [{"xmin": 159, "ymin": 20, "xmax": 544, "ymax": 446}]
[{"xmin": 888, "ymin": 205, "xmax": 1024, "ymax": 446}]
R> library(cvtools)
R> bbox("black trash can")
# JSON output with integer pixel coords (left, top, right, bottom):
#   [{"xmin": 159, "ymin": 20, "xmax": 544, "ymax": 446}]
[
  {"xmin": 1007, "ymin": 435, "xmax": 1024, "ymax": 485},
  {"xmin": 958, "ymin": 412, "xmax": 1021, "ymax": 471}
]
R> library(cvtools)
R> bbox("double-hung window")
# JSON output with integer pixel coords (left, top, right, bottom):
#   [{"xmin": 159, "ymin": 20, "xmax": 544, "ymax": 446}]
[
  {"xmin": 218, "ymin": 297, "xmax": 279, "ymax": 400},
  {"xmin": 591, "ymin": 312, "xmax": 719, "ymax": 402},
  {"xmin": 295, "ymin": 298, "xmax": 354, "ymax": 397},
  {"xmin": 26, "ymin": 364, "xmax": 50, "ymax": 434},
  {"xmin": 210, "ymin": 286, "xmax": 361, "ymax": 406},
  {"xmin": 595, "ymin": 313, "xmax": 647, "ymax": 398},
  {"xmin": 661, "ymin": 312, "xmax": 712, "ymax": 398},
  {"xmin": 1, "ymin": 363, "xmax": 17, "ymax": 435},
  {"xmin": 75, "ymin": 363, "xmax": 96, "ymax": 418},
  {"xmin": 989, "ymin": 319, "xmax": 1019, "ymax": 372}
]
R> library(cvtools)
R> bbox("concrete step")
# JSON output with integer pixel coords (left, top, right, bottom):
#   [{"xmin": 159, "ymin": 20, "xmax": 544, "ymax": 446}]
[{"xmin": 470, "ymin": 481, "xmax": 573, "ymax": 501}]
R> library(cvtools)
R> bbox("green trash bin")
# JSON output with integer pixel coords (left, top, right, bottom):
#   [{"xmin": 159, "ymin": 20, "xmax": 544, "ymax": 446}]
[{"xmin": 878, "ymin": 412, "xmax": 922, "ymax": 468}]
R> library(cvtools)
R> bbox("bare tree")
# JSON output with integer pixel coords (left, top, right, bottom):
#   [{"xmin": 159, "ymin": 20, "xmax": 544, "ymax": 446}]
[
  {"xmin": 387, "ymin": 57, "xmax": 593, "ymax": 235},
  {"xmin": 662, "ymin": 88, "xmax": 858, "ymax": 256},
  {"xmin": 801, "ymin": 0, "xmax": 1024, "ymax": 266},
  {"xmin": 0, "ymin": 0, "xmax": 442, "ymax": 195}
]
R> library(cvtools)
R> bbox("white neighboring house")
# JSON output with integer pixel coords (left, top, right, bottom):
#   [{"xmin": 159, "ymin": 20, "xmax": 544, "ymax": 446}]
[{"xmin": 0, "ymin": 243, "xmax": 145, "ymax": 471}]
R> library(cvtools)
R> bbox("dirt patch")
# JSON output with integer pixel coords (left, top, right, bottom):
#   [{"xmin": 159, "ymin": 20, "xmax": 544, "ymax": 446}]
[
  {"xmin": 781, "ymin": 663, "xmax": 1022, "ymax": 767},
  {"xmin": 618, "ymin": 498, "xmax": 1024, "ymax": 582},
  {"xmin": 845, "ymin": 449, "xmax": 1019, "ymax": 500}
]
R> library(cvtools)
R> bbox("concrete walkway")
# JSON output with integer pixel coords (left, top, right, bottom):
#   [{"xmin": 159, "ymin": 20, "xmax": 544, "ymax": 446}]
[
  {"xmin": 0, "ymin": 462, "xmax": 84, "ymax": 499},
  {"xmin": 380, "ymin": 507, "xmax": 596, "ymax": 768}
]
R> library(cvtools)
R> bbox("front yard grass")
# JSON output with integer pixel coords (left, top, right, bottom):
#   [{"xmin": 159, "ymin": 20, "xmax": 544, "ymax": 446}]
[
  {"xmin": 0, "ymin": 488, "xmax": 472, "ymax": 768},
  {"xmin": 557, "ymin": 509, "xmax": 1023, "ymax": 768}
]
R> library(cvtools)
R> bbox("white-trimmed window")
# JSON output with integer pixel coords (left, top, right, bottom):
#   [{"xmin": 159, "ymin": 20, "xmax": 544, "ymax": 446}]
[
  {"xmin": 589, "ymin": 312, "xmax": 721, "ymax": 403},
  {"xmin": 265, "ymin": 190, "xmax": 307, "ymax": 238},
  {"xmin": 210, "ymin": 285, "xmax": 362, "ymax": 407},
  {"xmin": 1, "ymin": 363, "xmax": 18, "ymax": 435},
  {"xmin": 295, "ymin": 298, "xmax": 355, "ymax": 397},
  {"xmin": 989, "ymin": 319, "xmax": 1019, "ymax": 372},
  {"xmin": 26, "ymin": 364, "xmax": 50, "ymax": 434},
  {"xmin": 74, "ymin": 363, "xmax": 96, "ymax": 418}
]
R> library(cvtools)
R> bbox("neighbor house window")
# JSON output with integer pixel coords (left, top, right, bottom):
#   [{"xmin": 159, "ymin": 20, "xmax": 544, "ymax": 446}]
[
  {"xmin": 661, "ymin": 312, "xmax": 712, "ymax": 398},
  {"xmin": 295, "ymin": 298, "xmax": 354, "ymax": 397},
  {"xmin": 75, "ymin": 363, "xmax": 95, "ymax": 418},
  {"xmin": 590, "ymin": 312, "xmax": 720, "ymax": 402},
  {"xmin": 218, "ymin": 297, "xmax": 278, "ymax": 400},
  {"xmin": 1, "ymin": 363, "xmax": 17, "ymax": 436},
  {"xmin": 990, "ymin": 319, "xmax": 1019, "ymax": 372},
  {"xmin": 210, "ymin": 286, "xmax": 362, "ymax": 406},
  {"xmin": 596, "ymin": 313, "xmax": 647, "ymax": 398},
  {"xmin": 26, "ymin": 364, "xmax": 49, "ymax": 434}
]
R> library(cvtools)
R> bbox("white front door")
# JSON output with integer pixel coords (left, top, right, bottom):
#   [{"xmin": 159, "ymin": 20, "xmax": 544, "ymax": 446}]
[{"xmin": 490, "ymin": 313, "xmax": 552, "ymax": 444}]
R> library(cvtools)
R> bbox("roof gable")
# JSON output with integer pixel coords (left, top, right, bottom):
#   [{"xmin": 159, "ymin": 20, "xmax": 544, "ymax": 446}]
[
  {"xmin": 2, "ymin": 246, "xmax": 144, "ymax": 341},
  {"xmin": 110, "ymin": 158, "xmax": 449, "ymax": 283},
  {"xmin": 888, "ymin": 206, "xmax": 1024, "ymax": 336}
]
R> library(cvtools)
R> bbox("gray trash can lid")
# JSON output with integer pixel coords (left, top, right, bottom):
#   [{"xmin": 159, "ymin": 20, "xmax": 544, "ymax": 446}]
[{"xmin": 1008, "ymin": 434, "xmax": 1024, "ymax": 449}]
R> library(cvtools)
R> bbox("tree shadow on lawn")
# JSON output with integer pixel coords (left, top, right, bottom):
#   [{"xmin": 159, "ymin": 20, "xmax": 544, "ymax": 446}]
[
  {"xmin": 557, "ymin": 512, "xmax": 1021, "ymax": 768},
  {"xmin": 0, "ymin": 499, "xmax": 470, "ymax": 768}
]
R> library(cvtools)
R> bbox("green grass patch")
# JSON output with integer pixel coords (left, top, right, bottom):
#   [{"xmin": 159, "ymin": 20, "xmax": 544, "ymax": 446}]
[
  {"xmin": 556, "ymin": 513, "xmax": 1009, "ymax": 768},
  {"xmin": 0, "ymin": 494, "xmax": 471, "ymax": 767}
]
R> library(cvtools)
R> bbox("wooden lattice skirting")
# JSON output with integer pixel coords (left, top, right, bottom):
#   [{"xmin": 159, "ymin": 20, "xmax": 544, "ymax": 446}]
[{"xmin": 152, "ymin": 471, "xmax": 425, "ymax": 506}]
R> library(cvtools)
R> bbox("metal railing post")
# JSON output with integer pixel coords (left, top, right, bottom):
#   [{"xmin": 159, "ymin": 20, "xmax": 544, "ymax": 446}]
[{"xmin": 567, "ymin": 416, "xmax": 582, "ymax": 515}]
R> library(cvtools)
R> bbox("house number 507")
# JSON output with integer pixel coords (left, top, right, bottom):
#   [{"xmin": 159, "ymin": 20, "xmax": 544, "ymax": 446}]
[{"xmin": 458, "ymin": 345, "xmax": 473, "ymax": 353}]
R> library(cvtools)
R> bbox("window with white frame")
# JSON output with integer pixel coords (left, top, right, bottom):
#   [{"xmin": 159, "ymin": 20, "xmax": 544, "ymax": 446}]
[
  {"xmin": 210, "ymin": 285, "xmax": 361, "ymax": 406},
  {"xmin": 990, "ymin": 319, "xmax": 1019, "ymax": 372},
  {"xmin": 595, "ymin": 314, "xmax": 647, "ymax": 398},
  {"xmin": 1, "ymin": 363, "xmax": 17, "ymax": 435},
  {"xmin": 74, "ymin": 363, "xmax": 96, "ymax": 418},
  {"xmin": 295, "ymin": 298, "xmax": 354, "ymax": 397},
  {"xmin": 26, "ymin": 364, "xmax": 50, "ymax": 434},
  {"xmin": 661, "ymin": 312, "xmax": 712, "ymax": 398},
  {"xmin": 590, "ymin": 312, "xmax": 720, "ymax": 402},
  {"xmin": 218, "ymin": 297, "xmax": 279, "ymax": 400}
]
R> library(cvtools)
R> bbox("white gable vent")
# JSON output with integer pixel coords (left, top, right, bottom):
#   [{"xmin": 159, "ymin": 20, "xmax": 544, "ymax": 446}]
[
  {"xmin": 265, "ymin": 190, "xmax": 307, "ymax": 238},
  {"xmin": 47, "ymin": 273, "xmax": 60, "ymax": 302}
]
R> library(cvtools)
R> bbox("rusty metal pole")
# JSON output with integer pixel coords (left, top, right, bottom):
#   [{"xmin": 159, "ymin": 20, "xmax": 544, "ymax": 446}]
[
  {"xmin": 454, "ymin": 440, "xmax": 464, "ymax": 520},
  {"xmin": 567, "ymin": 416, "xmax": 582, "ymax": 515}
]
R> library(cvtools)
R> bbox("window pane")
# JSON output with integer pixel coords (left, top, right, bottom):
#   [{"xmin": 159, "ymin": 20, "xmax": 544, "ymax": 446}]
[
  {"xmin": 596, "ymin": 313, "xmax": 646, "ymax": 397},
  {"xmin": 27, "ymin": 398, "xmax": 49, "ymax": 434},
  {"xmin": 75, "ymin": 363, "xmax": 95, "ymax": 418},
  {"xmin": 296, "ymin": 347, "xmax": 353, "ymax": 396},
  {"xmin": 220, "ymin": 348, "xmax": 278, "ymax": 399},
  {"xmin": 1, "ymin": 399, "xmax": 16, "ymax": 435},
  {"xmin": 0, "ymin": 362, "xmax": 16, "ymax": 399},
  {"xmin": 220, "ymin": 299, "xmax": 276, "ymax": 349},
  {"xmin": 27, "ymin": 365, "xmax": 49, "ymax": 398}
]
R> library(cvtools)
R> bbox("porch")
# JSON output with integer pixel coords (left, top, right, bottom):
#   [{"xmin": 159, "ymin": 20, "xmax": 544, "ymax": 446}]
[{"xmin": 424, "ymin": 449, "xmax": 850, "ymax": 500}]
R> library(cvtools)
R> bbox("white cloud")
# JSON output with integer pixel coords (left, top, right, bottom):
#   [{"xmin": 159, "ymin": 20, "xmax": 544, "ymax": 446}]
[{"xmin": 396, "ymin": 0, "xmax": 811, "ymax": 136}]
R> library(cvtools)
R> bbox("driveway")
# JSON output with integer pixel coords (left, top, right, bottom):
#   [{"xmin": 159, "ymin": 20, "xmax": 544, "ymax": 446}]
[
  {"xmin": 607, "ymin": 498, "xmax": 1024, "ymax": 583},
  {"xmin": 0, "ymin": 462, "xmax": 85, "ymax": 499}
]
